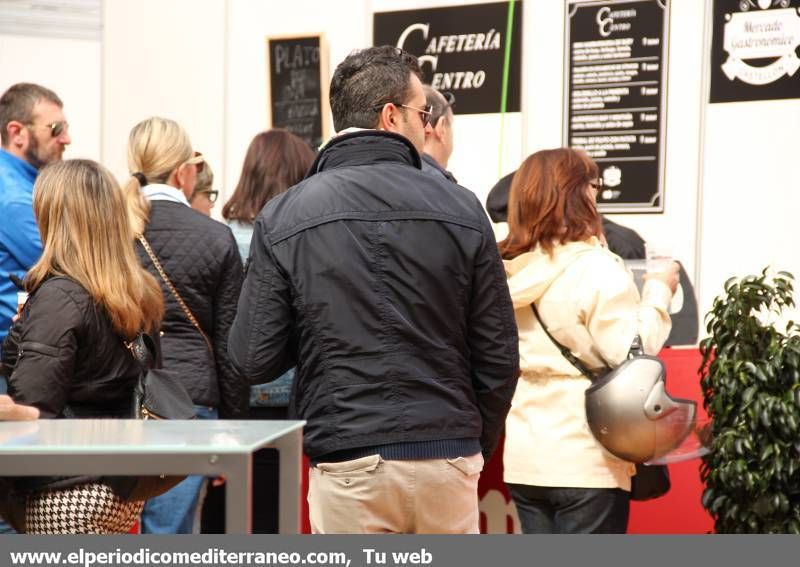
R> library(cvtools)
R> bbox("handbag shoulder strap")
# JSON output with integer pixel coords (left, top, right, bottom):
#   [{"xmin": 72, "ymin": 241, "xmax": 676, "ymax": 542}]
[
  {"xmin": 137, "ymin": 235, "xmax": 213, "ymax": 353},
  {"xmin": 530, "ymin": 303, "xmax": 643, "ymax": 382},
  {"xmin": 530, "ymin": 302, "xmax": 599, "ymax": 381}
]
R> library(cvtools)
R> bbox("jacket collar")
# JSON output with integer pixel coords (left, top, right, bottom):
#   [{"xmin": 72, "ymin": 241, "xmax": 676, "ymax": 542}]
[
  {"xmin": 421, "ymin": 152, "xmax": 458, "ymax": 184},
  {"xmin": 0, "ymin": 148, "xmax": 38, "ymax": 185},
  {"xmin": 141, "ymin": 183, "xmax": 190, "ymax": 207},
  {"xmin": 307, "ymin": 130, "xmax": 422, "ymax": 178}
]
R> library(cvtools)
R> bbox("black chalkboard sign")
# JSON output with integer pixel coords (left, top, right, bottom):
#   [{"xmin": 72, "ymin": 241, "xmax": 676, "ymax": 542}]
[
  {"xmin": 563, "ymin": 0, "xmax": 670, "ymax": 213},
  {"xmin": 267, "ymin": 35, "xmax": 329, "ymax": 149}
]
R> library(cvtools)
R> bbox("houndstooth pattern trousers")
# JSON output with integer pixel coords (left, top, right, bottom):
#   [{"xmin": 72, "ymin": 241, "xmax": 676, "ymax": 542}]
[{"xmin": 26, "ymin": 482, "xmax": 143, "ymax": 534}]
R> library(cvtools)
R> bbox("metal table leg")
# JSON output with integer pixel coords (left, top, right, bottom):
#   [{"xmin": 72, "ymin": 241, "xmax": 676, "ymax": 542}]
[
  {"xmin": 274, "ymin": 427, "xmax": 303, "ymax": 534},
  {"xmin": 223, "ymin": 453, "xmax": 253, "ymax": 534}
]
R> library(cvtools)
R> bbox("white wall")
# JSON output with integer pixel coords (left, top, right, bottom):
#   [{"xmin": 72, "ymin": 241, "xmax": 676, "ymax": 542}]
[
  {"xmin": 698, "ymin": 99, "xmax": 800, "ymax": 321},
  {"xmin": 102, "ymin": 0, "xmax": 227, "ymax": 185},
  {"xmin": 0, "ymin": 33, "xmax": 101, "ymax": 161},
  {"xmin": 224, "ymin": 0, "xmax": 370, "ymax": 203}
]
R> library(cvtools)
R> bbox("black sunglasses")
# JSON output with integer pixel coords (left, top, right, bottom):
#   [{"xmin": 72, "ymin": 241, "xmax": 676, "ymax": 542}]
[{"xmin": 28, "ymin": 121, "xmax": 69, "ymax": 138}]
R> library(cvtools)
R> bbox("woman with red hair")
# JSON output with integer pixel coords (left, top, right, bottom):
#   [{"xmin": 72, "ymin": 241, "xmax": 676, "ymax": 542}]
[{"xmin": 499, "ymin": 148, "xmax": 679, "ymax": 533}]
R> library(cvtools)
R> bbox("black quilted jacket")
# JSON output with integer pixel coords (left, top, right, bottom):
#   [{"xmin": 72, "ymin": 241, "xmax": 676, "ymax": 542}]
[
  {"xmin": 138, "ymin": 201, "xmax": 248, "ymax": 418},
  {"xmin": 229, "ymin": 131, "xmax": 520, "ymax": 460}
]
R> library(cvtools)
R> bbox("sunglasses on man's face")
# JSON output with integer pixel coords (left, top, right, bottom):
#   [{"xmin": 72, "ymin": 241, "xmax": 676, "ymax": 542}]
[
  {"xmin": 28, "ymin": 121, "xmax": 69, "ymax": 138},
  {"xmin": 373, "ymin": 102, "xmax": 434, "ymax": 128}
]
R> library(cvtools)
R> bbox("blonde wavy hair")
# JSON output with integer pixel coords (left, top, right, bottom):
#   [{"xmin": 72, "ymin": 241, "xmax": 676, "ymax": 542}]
[
  {"xmin": 27, "ymin": 159, "xmax": 164, "ymax": 338},
  {"xmin": 124, "ymin": 116, "xmax": 197, "ymax": 234}
]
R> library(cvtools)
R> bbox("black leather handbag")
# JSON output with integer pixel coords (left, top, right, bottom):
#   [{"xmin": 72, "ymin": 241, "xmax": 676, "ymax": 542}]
[
  {"xmin": 128, "ymin": 332, "xmax": 196, "ymax": 421},
  {"xmin": 630, "ymin": 463, "xmax": 670, "ymax": 501}
]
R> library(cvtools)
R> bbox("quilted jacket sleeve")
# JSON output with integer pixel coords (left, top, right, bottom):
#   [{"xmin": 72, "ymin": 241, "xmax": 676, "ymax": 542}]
[
  {"xmin": 7, "ymin": 284, "xmax": 81, "ymax": 418},
  {"xmin": 213, "ymin": 233, "xmax": 248, "ymax": 419},
  {"xmin": 228, "ymin": 218, "xmax": 296, "ymax": 385},
  {"xmin": 467, "ymin": 212, "xmax": 520, "ymax": 461}
]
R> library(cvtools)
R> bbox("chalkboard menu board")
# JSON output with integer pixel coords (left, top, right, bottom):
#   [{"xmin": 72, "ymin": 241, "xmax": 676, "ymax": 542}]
[
  {"xmin": 267, "ymin": 35, "xmax": 328, "ymax": 149},
  {"xmin": 563, "ymin": 0, "xmax": 669, "ymax": 213}
]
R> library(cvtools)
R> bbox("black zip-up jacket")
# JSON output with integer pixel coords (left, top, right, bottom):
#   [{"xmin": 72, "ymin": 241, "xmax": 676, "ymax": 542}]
[
  {"xmin": 138, "ymin": 201, "xmax": 247, "ymax": 418},
  {"xmin": 2, "ymin": 277, "xmax": 142, "ymax": 499},
  {"xmin": 229, "ymin": 130, "xmax": 519, "ymax": 460}
]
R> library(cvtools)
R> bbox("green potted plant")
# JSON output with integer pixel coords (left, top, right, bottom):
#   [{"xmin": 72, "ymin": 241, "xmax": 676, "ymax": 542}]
[{"xmin": 699, "ymin": 269, "xmax": 800, "ymax": 533}]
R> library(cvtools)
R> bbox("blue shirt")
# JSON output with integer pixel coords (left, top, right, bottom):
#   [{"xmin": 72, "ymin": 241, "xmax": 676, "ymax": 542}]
[{"xmin": 0, "ymin": 149, "xmax": 42, "ymax": 344}]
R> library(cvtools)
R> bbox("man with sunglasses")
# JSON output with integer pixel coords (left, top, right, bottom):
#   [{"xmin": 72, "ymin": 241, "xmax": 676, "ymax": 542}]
[
  {"xmin": 230, "ymin": 45, "xmax": 519, "ymax": 534},
  {"xmin": 421, "ymin": 85, "xmax": 458, "ymax": 184},
  {"xmin": 0, "ymin": 83, "xmax": 70, "ymax": 352},
  {"xmin": 0, "ymin": 82, "xmax": 69, "ymax": 533}
]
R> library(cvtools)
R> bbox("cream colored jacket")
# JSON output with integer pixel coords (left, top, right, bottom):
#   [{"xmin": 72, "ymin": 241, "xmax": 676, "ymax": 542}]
[{"xmin": 501, "ymin": 236, "xmax": 673, "ymax": 490}]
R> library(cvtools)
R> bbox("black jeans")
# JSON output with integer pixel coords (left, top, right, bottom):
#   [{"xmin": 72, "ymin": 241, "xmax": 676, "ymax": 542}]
[{"xmin": 507, "ymin": 484, "xmax": 630, "ymax": 534}]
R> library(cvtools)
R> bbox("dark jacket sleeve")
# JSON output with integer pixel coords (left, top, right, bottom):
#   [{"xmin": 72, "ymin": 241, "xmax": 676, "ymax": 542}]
[
  {"xmin": 467, "ymin": 210, "xmax": 520, "ymax": 460},
  {"xmin": 228, "ymin": 218, "xmax": 295, "ymax": 385},
  {"xmin": 213, "ymin": 232, "xmax": 248, "ymax": 419},
  {"xmin": 7, "ymin": 285, "xmax": 81, "ymax": 418}
]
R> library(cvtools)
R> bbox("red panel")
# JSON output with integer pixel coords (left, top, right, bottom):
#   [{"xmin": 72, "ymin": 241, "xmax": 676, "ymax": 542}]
[
  {"xmin": 628, "ymin": 347, "xmax": 714, "ymax": 534},
  {"xmin": 300, "ymin": 348, "xmax": 714, "ymax": 534},
  {"xmin": 477, "ymin": 347, "xmax": 714, "ymax": 534}
]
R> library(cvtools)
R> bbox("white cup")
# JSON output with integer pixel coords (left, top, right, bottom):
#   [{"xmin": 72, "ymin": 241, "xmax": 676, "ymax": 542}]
[
  {"xmin": 16, "ymin": 291, "xmax": 28, "ymax": 315},
  {"xmin": 645, "ymin": 242, "xmax": 673, "ymax": 274}
]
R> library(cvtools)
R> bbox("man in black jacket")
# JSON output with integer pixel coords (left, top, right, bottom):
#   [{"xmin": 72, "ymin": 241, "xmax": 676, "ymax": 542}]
[{"xmin": 229, "ymin": 46, "xmax": 519, "ymax": 533}]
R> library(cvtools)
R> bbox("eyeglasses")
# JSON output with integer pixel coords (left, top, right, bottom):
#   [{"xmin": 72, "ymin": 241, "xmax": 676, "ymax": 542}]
[
  {"xmin": 28, "ymin": 121, "xmax": 69, "ymax": 138},
  {"xmin": 373, "ymin": 102, "xmax": 433, "ymax": 127},
  {"xmin": 201, "ymin": 190, "xmax": 219, "ymax": 203}
]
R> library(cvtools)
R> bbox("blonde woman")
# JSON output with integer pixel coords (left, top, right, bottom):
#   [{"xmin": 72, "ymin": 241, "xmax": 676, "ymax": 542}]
[
  {"xmin": 2, "ymin": 159, "xmax": 164, "ymax": 533},
  {"xmin": 124, "ymin": 117, "xmax": 246, "ymax": 534}
]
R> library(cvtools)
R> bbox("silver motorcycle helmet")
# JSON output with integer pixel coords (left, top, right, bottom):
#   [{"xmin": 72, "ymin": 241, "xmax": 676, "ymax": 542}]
[{"xmin": 584, "ymin": 355, "xmax": 697, "ymax": 463}]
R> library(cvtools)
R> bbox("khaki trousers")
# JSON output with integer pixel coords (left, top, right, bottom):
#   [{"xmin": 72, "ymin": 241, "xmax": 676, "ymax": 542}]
[{"xmin": 308, "ymin": 453, "xmax": 484, "ymax": 534}]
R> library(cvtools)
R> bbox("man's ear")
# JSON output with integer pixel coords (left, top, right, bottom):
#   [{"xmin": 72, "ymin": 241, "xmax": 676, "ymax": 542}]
[
  {"xmin": 432, "ymin": 118, "xmax": 447, "ymax": 142},
  {"xmin": 5, "ymin": 121, "xmax": 26, "ymax": 147},
  {"xmin": 378, "ymin": 104, "xmax": 400, "ymax": 132}
]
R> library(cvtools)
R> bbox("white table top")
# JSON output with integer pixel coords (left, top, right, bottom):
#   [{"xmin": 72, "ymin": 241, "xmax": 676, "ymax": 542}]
[{"xmin": 0, "ymin": 419, "xmax": 305, "ymax": 455}]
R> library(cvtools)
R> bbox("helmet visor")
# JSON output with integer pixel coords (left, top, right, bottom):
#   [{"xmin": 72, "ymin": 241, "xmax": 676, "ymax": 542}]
[{"xmin": 647, "ymin": 414, "xmax": 711, "ymax": 465}]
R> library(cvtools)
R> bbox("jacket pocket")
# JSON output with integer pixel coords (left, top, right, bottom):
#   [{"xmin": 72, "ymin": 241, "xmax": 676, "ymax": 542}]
[{"xmin": 18, "ymin": 341, "xmax": 61, "ymax": 359}]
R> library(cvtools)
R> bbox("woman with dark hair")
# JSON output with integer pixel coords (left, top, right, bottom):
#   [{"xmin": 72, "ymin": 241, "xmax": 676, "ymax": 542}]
[
  {"xmin": 499, "ymin": 148, "xmax": 679, "ymax": 533},
  {"xmin": 222, "ymin": 129, "xmax": 315, "ymax": 260}
]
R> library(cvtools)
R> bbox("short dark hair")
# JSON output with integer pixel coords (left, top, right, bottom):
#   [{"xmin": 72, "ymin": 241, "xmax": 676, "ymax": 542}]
[
  {"xmin": 329, "ymin": 46, "xmax": 422, "ymax": 132},
  {"xmin": 0, "ymin": 83, "xmax": 63, "ymax": 147},
  {"xmin": 423, "ymin": 85, "xmax": 454, "ymax": 128}
]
